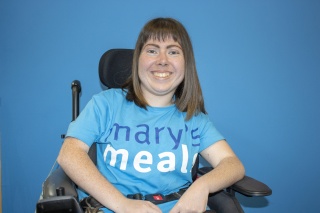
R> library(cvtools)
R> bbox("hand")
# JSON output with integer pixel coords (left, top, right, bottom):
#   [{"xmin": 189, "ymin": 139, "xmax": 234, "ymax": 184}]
[
  {"xmin": 169, "ymin": 184, "xmax": 208, "ymax": 213},
  {"xmin": 118, "ymin": 198, "xmax": 162, "ymax": 213}
]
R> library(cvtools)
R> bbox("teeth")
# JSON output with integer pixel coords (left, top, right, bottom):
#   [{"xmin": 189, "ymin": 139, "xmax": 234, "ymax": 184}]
[{"xmin": 154, "ymin": 72, "xmax": 170, "ymax": 78}]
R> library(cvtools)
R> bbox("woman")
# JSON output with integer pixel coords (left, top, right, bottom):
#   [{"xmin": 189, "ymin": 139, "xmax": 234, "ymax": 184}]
[{"xmin": 57, "ymin": 17, "xmax": 245, "ymax": 213}]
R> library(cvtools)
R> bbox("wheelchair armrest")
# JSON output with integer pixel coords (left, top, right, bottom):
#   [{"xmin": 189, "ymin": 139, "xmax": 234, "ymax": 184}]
[
  {"xmin": 36, "ymin": 196, "xmax": 83, "ymax": 213},
  {"xmin": 42, "ymin": 166, "xmax": 78, "ymax": 199},
  {"xmin": 198, "ymin": 167, "xmax": 272, "ymax": 197},
  {"xmin": 230, "ymin": 175, "xmax": 272, "ymax": 197}
]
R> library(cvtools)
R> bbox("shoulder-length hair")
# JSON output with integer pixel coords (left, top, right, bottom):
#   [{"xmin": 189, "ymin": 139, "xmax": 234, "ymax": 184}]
[{"xmin": 123, "ymin": 17, "xmax": 206, "ymax": 120}]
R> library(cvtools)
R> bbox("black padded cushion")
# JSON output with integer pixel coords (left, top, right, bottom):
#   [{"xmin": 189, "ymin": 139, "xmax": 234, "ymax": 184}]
[
  {"xmin": 99, "ymin": 49, "xmax": 134, "ymax": 88},
  {"xmin": 207, "ymin": 191, "xmax": 243, "ymax": 213},
  {"xmin": 231, "ymin": 176, "xmax": 272, "ymax": 197}
]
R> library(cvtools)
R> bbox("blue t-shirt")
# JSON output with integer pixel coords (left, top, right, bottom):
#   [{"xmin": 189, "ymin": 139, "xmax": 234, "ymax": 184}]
[{"xmin": 66, "ymin": 89, "xmax": 224, "ymax": 212}]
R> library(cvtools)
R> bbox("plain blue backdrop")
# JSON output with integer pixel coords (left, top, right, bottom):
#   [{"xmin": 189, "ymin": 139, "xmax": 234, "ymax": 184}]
[{"xmin": 1, "ymin": 0, "xmax": 319, "ymax": 212}]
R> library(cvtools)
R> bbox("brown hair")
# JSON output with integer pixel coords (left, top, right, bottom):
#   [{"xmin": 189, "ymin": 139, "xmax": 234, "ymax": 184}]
[{"xmin": 123, "ymin": 17, "xmax": 206, "ymax": 120}]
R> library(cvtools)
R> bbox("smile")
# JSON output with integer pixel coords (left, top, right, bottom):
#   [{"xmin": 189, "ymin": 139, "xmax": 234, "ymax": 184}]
[{"xmin": 153, "ymin": 72, "xmax": 171, "ymax": 78}]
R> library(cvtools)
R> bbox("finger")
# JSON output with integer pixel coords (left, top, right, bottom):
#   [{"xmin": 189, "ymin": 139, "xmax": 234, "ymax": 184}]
[
  {"xmin": 147, "ymin": 201, "xmax": 162, "ymax": 213},
  {"xmin": 169, "ymin": 204, "xmax": 179, "ymax": 213}
]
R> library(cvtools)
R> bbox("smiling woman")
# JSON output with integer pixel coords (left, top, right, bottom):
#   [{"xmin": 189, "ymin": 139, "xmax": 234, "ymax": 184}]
[{"xmin": 57, "ymin": 17, "xmax": 245, "ymax": 213}]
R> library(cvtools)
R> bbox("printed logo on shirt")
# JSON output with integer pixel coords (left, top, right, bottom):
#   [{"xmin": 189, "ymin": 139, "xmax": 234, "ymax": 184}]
[
  {"xmin": 102, "ymin": 122, "xmax": 200, "ymax": 173},
  {"xmin": 111, "ymin": 122, "xmax": 201, "ymax": 149}
]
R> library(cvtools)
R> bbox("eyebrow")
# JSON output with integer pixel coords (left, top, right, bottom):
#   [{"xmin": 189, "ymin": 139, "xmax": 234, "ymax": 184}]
[{"xmin": 144, "ymin": 43, "xmax": 182, "ymax": 49}]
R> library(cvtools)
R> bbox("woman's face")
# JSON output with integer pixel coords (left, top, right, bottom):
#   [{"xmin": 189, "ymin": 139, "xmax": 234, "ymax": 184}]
[{"xmin": 138, "ymin": 37, "xmax": 185, "ymax": 106}]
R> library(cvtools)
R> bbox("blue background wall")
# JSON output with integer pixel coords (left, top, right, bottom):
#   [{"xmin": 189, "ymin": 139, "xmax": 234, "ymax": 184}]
[{"xmin": 1, "ymin": 0, "xmax": 319, "ymax": 212}]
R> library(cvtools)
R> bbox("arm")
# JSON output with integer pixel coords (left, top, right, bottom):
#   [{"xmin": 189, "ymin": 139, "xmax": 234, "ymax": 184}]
[
  {"xmin": 57, "ymin": 137, "xmax": 162, "ymax": 213},
  {"xmin": 170, "ymin": 140, "xmax": 245, "ymax": 213}
]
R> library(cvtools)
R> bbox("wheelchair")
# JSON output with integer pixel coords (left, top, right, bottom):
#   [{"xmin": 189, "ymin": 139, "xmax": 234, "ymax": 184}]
[{"xmin": 36, "ymin": 49, "xmax": 272, "ymax": 213}]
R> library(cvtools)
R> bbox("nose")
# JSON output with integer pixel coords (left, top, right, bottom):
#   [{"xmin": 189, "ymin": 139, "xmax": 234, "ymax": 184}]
[{"xmin": 157, "ymin": 51, "xmax": 168, "ymax": 66}]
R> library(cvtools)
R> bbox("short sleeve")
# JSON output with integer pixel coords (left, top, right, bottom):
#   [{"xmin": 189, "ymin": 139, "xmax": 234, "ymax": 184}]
[
  {"xmin": 198, "ymin": 114, "xmax": 225, "ymax": 152},
  {"xmin": 66, "ymin": 94, "xmax": 108, "ymax": 147}
]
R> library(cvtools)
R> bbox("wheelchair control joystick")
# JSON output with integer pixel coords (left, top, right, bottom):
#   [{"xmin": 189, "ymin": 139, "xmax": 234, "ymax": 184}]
[
  {"xmin": 56, "ymin": 187, "xmax": 65, "ymax": 196},
  {"xmin": 71, "ymin": 80, "xmax": 82, "ymax": 121}
]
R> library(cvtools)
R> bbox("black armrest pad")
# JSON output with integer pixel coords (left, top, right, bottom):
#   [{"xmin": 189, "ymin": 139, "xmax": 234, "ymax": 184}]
[
  {"xmin": 231, "ymin": 175, "xmax": 272, "ymax": 197},
  {"xmin": 42, "ymin": 167, "xmax": 78, "ymax": 199},
  {"xmin": 36, "ymin": 196, "xmax": 83, "ymax": 213},
  {"xmin": 198, "ymin": 167, "xmax": 272, "ymax": 197}
]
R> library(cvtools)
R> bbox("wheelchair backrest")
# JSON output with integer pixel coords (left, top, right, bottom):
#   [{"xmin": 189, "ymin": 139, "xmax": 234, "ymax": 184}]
[{"xmin": 99, "ymin": 49, "xmax": 134, "ymax": 88}]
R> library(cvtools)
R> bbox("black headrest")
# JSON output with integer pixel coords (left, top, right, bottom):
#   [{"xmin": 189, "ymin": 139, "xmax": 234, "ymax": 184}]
[{"xmin": 99, "ymin": 49, "xmax": 134, "ymax": 88}]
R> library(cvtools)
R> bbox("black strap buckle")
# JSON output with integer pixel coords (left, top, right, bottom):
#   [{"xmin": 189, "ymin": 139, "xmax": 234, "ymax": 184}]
[
  {"xmin": 127, "ymin": 193, "xmax": 143, "ymax": 200},
  {"xmin": 127, "ymin": 187, "xmax": 188, "ymax": 205},
  {"xmin": 145, "ymin": 193, "xmax": 166, "ymax": 204},
  {"xmin": 127, "ymin": 193, "xmax": 166, "ymax": 204}
]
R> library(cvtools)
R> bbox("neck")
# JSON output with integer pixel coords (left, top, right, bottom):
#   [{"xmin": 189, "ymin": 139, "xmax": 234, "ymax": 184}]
[{"xmin": 144, "ymin": 94, "xmax": 174, "ymax": 107}]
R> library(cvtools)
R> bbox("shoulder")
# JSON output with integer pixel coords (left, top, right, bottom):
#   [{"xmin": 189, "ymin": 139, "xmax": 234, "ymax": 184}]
[
  {"xmin": 92, "ymin": 88, "xmax": 127, "ymax": 103},
  {"xmin": 187, "ymin": 112, "xmax": 220, "ymax": 133},
  {"xmin": 188, "ymin": 112, "xmax": 211, "ymax": 124},
  {"xmin": 84, "ymin": 89, "xmax": 128, "ymax": 113}
]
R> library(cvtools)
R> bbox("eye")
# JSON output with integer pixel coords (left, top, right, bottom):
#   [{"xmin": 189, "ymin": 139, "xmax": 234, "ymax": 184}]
[
  {"xmin": 146, "ymin": 49, "xmax": 158, "ymax": 54},
  {"xmin": 168, "ymin": 49, "xmax": 181, "ymax": 56}
]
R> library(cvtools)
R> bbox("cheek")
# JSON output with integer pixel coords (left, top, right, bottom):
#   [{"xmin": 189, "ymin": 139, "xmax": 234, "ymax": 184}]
[
  {"xmin": 137, "ymin": 62, "xmax": 148, "ymax": 82},
  {"xmin": 138, "ymin": 57, "xmax": 143, "ymax": 71},
  {"xmin": 176, "ymin": 60, "xmax": 185, "ymax": 75},
  {"xmin": 138, "ymin": 55, "xmax": 151, "ymax": 71}
]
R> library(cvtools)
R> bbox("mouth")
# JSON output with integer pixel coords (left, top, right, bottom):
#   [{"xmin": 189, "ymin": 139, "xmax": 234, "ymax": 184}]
[{"xmin": 152, "ymin": 71, "xmax": 171, "ymax": 78}]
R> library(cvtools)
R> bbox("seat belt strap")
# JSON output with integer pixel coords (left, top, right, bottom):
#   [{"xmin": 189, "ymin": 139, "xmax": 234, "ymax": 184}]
[
  {"xmin": 80, "ymin": 187, "xmax": 188, "ymax": 210},
  {"xmin": 127, "ymin": 187, "xmax": 188, "ymax": 205}
]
